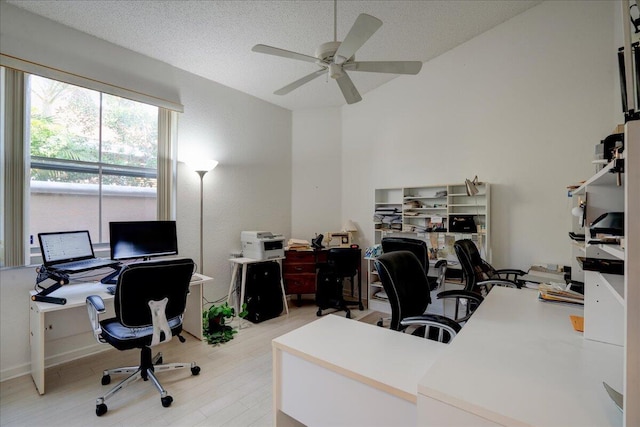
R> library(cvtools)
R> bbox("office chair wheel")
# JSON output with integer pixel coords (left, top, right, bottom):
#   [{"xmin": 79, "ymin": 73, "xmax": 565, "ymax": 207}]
[
  {"xmin": 345, "ymin": 310, "xmax": 351, "ymax": 319},
  {"xmin": 96, "ymin": 403, "xmax": 108, "ymax": 416},
  {"xmin": 101, "ymin": 375, "xmax": 111, "ymax": 385},
  {"xmin": 161, "ymin": 396, "xmax": 173, "ymax": 408},
  {"xmin": 156, "ymin": 357, "xmax": 163, "ymax": 364},
  {"xmin": 191, "ymin": 366, "xmax": 201, "ymax": 375},
  {"xmin": 316, "ymin": 309, "xmax": 322, "ymax": 317},
  {"xmin": 376, "ymin": 320, "xmax": 383, "ymax": 327}
]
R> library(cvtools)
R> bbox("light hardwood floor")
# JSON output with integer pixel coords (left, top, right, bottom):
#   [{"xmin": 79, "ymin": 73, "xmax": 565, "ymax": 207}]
[{"xmin": 1, "ymin": 302, "xmax": 350, "ymax": 427}]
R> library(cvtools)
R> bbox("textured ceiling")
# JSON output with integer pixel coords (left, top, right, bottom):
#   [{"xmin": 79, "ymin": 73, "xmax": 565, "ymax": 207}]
[{"xmin": 7, "ymin": 0, "xmax": 541, "ymax": 111}]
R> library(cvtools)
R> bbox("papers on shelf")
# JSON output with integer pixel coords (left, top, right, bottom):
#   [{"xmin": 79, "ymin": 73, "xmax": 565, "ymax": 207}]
[{"xmin": 538, "ymin": 283, "xmax": 584, "ymax": 306}]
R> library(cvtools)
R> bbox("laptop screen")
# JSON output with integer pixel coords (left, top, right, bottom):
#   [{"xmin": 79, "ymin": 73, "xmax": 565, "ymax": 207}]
[{"xmin": 38, "ymin": 231, "xmax": 96, "ymax": 266}]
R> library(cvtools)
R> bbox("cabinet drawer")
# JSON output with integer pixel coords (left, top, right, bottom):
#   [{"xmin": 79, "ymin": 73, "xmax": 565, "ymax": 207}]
[
  {"xmin": 285, "ymin": 251, "xmax": 316, "ymax": 262},
  {"xmin": 284, "ymin": 263, "xmax": 315, "ymax": 275},
  {"xmin": 284, "ymin": 274, "xmax": 316, "ymax": 294}
]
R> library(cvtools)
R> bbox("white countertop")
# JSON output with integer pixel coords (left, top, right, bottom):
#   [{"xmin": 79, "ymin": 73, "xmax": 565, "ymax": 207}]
[
  {"xmin": 274, "ymin": 314, "xmax": 447, "ymax": 403},
  {"xmin": 418, "ymin": 287, "xmax": 624, "ymax": 427}
]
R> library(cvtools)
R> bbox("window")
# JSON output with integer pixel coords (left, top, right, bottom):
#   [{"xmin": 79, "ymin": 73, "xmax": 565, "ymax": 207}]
[{"xmin": 28, "ymin": 75, "xmax": 159, "ymax": 248}]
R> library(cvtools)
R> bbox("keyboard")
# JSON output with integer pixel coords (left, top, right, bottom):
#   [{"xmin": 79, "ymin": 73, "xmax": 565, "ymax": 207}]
[{"xmin": 52, "ymin": 258, "xmax": 118, "ymax": 273}]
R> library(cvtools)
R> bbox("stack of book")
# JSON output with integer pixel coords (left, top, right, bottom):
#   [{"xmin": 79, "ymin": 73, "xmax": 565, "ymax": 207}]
[{"xmin": 538, "ymin": 283, "xmax": 584, "ymax": 306}]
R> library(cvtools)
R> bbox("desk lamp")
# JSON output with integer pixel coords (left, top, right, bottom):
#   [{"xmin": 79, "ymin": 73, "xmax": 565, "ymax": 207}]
[
  {"xmin": 342, "ymin": 219, "xmax": 358, "ymax": 245},
  {"xmin": 187, "ymin": 159, "xmax": 218, "ymax": 274}
]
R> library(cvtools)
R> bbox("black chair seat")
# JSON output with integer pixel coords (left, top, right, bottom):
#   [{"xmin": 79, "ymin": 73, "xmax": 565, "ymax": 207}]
[{"xmin": 100, "ymin": 316, "xmax": 182, "ymax": 351}]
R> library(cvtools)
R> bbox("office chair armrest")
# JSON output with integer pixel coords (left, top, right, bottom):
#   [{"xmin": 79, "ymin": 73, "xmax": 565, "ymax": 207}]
[
  {"xmin": 400, "ymin": 314, "xmax": 461, "ymax": 342},
  {"xmin": 434, "ymin": 259, "xmax": 448, "ymax": 268},
  {"xmin": 493, "ymin": 268, "xmax": 527, "ymax": 279},
  {"xmin": 478, "ymin": 278, "xmax": 522, "ymax": 289},
  {"xmin": 436, "ymin": 289, "xmax": 484, "ymax": 304},
  {"xmin": 436, "ymin": 290, "xmax": 484, "ymax": 323},
  {"xmin": 86, "ymin": 295, "xmax": 106, "ymax": 344}
]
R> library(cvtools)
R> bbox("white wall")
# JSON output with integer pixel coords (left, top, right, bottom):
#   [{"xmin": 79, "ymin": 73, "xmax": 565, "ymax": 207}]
[
  {"xmin": 335, "ymin": 0, "xmax": 620, "ymax": 270},
  {"xmin": 291, "ymin": 108, "xmax": 342, "ymax": 241},
  {"xmin": 0, "ymin": 2, "xmax": 291, "ymax": 380}
]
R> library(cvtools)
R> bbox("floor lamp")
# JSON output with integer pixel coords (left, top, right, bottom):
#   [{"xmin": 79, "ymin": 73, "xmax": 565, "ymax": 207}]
[{"xmin": 187, "ymin": 159, "xmax": 218, "ymax": 274}]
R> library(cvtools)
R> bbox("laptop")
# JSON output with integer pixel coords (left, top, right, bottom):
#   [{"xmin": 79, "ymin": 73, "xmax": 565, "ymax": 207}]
[{"xmin": 38, "ymin": 230, "xmax": 119, "ymax": 273}]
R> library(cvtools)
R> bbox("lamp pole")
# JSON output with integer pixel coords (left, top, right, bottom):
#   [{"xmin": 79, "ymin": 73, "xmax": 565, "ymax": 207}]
[
  {"xmin": 197, "ymin": 170, "xmax": 206, "ymax": 274},
  {"xmin": 187, "ymin": 159, "xmax": 218, "ymax": 274}
]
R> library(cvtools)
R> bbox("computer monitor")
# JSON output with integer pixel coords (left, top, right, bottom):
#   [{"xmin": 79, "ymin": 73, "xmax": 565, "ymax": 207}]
[{"xmin": 109, "ymin": 221, "xmax": 178, "ymax": 261}]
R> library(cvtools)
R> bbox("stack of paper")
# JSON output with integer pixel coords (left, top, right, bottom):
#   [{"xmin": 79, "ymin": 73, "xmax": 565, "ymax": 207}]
[
  {"xmin": 538, "ymin": 283, "xmax": 584, "ymax": 306},
  {"xmin": 287, "ymin": 239, "xmax": 311, "ymax": 250}
]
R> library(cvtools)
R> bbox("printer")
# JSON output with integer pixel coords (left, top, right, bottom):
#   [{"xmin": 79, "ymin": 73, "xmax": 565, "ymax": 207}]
[{"xmin": 241, "ymin": 231, "xmax": 285, "ymax": 260}]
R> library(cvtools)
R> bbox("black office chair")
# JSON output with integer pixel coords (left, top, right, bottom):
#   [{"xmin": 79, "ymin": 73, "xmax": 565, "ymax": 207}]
[
  {"xmin": 374, "ymin": 251, "xmax": 481, "ymax": 343},
  {"xmin": 381, "ymin": 237, "xmax": 447, "ymax": 291},
  {"xmin": 316, "ymin": 247, "xmax": 364, "ymax": 319},
  {"xmin": 454, "ymin": 239, "xmax": 525, "ymax": 295},
  {"xmin": 86, "ymin": 258, "xmax": 200, "ymax": 417}
]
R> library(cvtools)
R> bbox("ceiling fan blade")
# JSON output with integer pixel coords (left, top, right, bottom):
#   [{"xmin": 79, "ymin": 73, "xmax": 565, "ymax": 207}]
[
  {"xmin": 344, "ymin": 61, "xmax": 423, "ymax": 75},
  {"xmin": 252, "ymin": 44, "xmax": 319, "ymax": 64},
  {"xmin": 335, "ymin": 71, "xmax": 362, "ymax": 104},
  {"xmin": 274, "ymin": 69, "xmax": 327, "ymax": 95},
  {"xmin": 334, "ymin": 14, "xmax": 382, "ymax": 64}
]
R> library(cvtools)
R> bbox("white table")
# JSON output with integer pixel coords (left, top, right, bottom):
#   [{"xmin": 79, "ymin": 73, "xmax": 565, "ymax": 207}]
[
  {"xmin": 29, "ymin": 274, "xmax": 211, "ymax": 394},
  {"xmin": 418, "ymin": 287, "xmax": 624, "ymax": 427},
  {"xmin": 272, "ymin": 315, "xmax": 447, "ymax": 426},
  {"xmin": 226, "ymin": 257, "xmax": 289, "ymax": 315}
]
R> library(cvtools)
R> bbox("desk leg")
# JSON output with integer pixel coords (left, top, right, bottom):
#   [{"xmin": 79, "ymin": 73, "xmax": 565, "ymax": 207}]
[
  {"xmin": 239, "ymin": 265, "xmax": 248, "ymax": 315},
  {"xmin": 227, "ymin": 263, "xmax": 240, "ymax": 310},
  {"xmin": 29, "ymin": 302, "xmax": 45, "ymax": 395},
  {"xmin": 183, "ymin": 281, "xmax": 203, "ymax": 340},
  {"xmin": 277, "ymin": 260, "xmax": 289, "ymax": 314}
]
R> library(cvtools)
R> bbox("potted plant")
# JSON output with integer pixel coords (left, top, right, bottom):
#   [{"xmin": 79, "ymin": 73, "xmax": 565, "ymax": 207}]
[{"xmin": 202, "ymin": 302, "xmax": 247, "ymax": 345}]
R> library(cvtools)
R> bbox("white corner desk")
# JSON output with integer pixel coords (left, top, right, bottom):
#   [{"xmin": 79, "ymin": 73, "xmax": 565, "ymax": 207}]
[
  {"xmin": 418, "ymin": 286, "xmax": 623, "ymax": 427},
  {"xmin": 273, "ymin": 287, "xmax": 623, "ymax": 427},
  {"xmin": 29, "ymin": 273, "xmax": 212, "ymax": 395},
  {"xmin": 272, "ymin": 314, "xmax": 447, "ymax": 426}
]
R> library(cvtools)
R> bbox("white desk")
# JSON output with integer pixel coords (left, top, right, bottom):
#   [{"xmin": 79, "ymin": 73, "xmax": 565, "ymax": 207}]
[
  {"xmin": 272, "ymin": 315, "xmax": 447, "ymax": 426},
  {"xmin": 418, "ymin": 287, "xmax": 623, "ymax": 427},
  {"xmin": 226, "ymin": 257, "xmax": 289, "ymax": 316},
  {"xmin": 29, "ymin": 274, "xmax": 211, "ymax": 395}
]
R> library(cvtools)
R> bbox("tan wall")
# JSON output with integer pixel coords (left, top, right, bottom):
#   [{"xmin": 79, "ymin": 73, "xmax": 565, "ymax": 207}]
[{"xmin": 30, "ymin": 192, "xmax": 156, "ymax": 247}]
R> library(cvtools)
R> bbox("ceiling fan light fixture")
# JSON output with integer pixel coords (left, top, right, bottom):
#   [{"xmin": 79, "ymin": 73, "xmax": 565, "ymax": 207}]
[{"xmin": 329, "ymin": 63, "xmax": 344, "ymax": 79}]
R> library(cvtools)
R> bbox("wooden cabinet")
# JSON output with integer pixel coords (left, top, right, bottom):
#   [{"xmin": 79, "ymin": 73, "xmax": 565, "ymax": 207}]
[{"xmin": 282, "ymin": 250, "xmax": 327, "ymax": 301}]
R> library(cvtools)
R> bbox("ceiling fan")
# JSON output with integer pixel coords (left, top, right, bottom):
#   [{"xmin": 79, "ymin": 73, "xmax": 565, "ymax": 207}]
[{"xmin": 252, "ymin": 2, "xmax": 423, "ymax": 105}]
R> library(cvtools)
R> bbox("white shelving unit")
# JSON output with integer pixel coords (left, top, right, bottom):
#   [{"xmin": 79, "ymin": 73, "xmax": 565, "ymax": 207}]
[
  {"xmin": 570, "ymin": 120, "xmax": 639, "ymax": 426},
  {"xmin": 370, "ymin": 183, "xmax": 491, "ymax": 313},
  {"xmin": 571, "ymin": 157, "xmax": 625, "ymax": 346}
]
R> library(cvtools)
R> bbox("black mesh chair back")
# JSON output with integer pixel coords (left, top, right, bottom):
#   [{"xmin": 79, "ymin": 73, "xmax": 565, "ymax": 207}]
[
  {"xmin": 454, "ymin": 239, "xmax": 481, "ymax": 292},
  {"xmin": 381, "ymin": 237, "xmax": 429, "ymax": 275},
  {"xmin": 115, "ymin": 258, "xmax": 193, "ymax": 330},
  {"xmin": 374, "ymin": 251, "xmax": 460, "ymax": 342},
  {"xmin": 454, "ymin": 239, "xmax": 524, "ymax": 295},
  {"xmin": 374, "ymin": 251, "xmax": 431, "ymax": 331},
  {"xmin": 316, "ymin": 247, "xmax": 363, "ymax": 318},
  {"xmin": 327, "ymin": 247, "xmax": 360, "ymax": 277}
]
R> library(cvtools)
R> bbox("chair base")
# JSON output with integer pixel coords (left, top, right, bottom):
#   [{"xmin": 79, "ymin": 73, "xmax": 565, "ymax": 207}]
[
  {"xmin": 316, "ymin": 297, "xmax": 363, "ymax": 319},
  {"xmin": 95, "ymin": 348, "xmax": 200, "ymax": 417}
]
